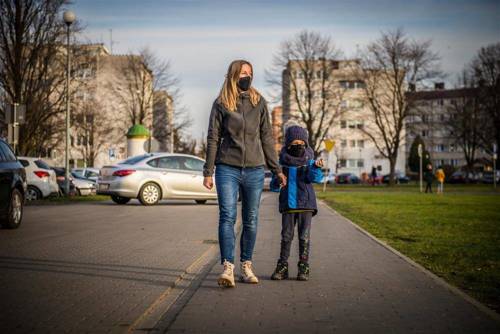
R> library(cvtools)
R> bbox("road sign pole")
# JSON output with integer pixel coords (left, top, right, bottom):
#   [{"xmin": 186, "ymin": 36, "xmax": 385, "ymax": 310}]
[
  {"xmin": 418, "ymin": 144, "xmax": 423, "ymax": 193},
  {"xmin": 12, "ymin": 103, "xmax": 17, "ymax": 153}
]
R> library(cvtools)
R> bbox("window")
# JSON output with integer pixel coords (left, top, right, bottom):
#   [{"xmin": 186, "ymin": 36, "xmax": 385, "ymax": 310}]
[
  {"xmin": 340, "ymin": 100, "xmax": 348, "ymax": 109},
  {"xmin": 350, "ymin": 140, "xmax": 356, "ymax": 147},
  {"xmin": 339, "ymin": 80, "xmax": 349, "ymax": 89},
  {"xmin": 348, "ymin": 121, "xmax": 356, "ymax": 129},
  {"xmin": 0, "ymin": 142, "xmax": 16, "ymax": 162},
  {"xmin": 121, "ymin": 154, "xmax": 151, "ymax": 165},
  {"xmin": 357, "ymin": 140, "xmax": 364, "ymax": 148},
  {"xmin": 348, "ymin": 159, "xmax": 357, "ymax": 168},
  {"xmin": 351, "ymin": 99, "xmax": 364, "ymax": 109},
  {"xmin": 35, "ymin": 160, "xmax": 51, "ymax": 169},
  {"xmin": 341, "ymin": 140, "xmax": 347, "ymax": 148},
  {"xmin": 147, "ymin": 159, "xmax": 158, "ymax": 168},
  {"xmin": 19, "ymin": 159, "xmax": 29, "ymax": 167},
  {"xmin": 182, "ymin": 157, "xmax": 204, "ymax": 171},
  {"xmin": 357, "ymin": 159, "xmax": 364, "ymax": 168},
  {"xmin": 340, "ymin": 120, "xmax": 347, "ymax": 129},
  {"xmin": 158, "ymin": 157, "xmax": 181, "ymax": 169},
  {"xmin": 356, "ymin": 121, "xmax": 364, "ymax": 129},
  {"xmin": 338, "ymin": 159, "xmax": 347, "ymax": 168},
  {"xmin": 421, "ymin": 130, "xmax": 428, "ymax": 137},
  {"xmin": 354, "ymin": 81, "xmax": 366, "ymax": 89}
]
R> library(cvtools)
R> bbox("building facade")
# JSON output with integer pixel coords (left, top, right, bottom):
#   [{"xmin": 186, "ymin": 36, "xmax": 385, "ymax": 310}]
[
  {"xmin": 281, "ymin": 59, "xmax": 406, "ymax": 177},
  {"xmin": 49, "ymin": 44, "xmax": 154, "ymax": 168},
  {"xmin": 405, "ymin": 83, "xmax": 487, "ymax": 169}
]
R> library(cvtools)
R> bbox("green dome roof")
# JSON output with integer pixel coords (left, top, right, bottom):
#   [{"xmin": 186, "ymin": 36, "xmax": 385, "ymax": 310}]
[{"xmin": 127, "ymin": 124, "xmax": 150, "ymax": 138}]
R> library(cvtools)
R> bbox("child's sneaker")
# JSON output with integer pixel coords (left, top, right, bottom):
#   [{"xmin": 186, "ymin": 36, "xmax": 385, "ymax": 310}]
[
  {"xmin": 271, "ymin": 260, "xmax": 289, "ymax": 280},
  {"xmin": 297, "ymin": 261, "xmax": 310, "ymax": 281},
  {"xmin": 240, "ymin": 260, "xmax": 259, "ymax": 283},
  {"xmin": 217, "ymin": 260, "xmax": 235, "ymax": 287}
]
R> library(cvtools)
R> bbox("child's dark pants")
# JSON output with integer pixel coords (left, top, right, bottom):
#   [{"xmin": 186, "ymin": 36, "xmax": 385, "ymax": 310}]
[{"xmin": 279, "ymin": 211, "xmax": 312, "ymax": 264}]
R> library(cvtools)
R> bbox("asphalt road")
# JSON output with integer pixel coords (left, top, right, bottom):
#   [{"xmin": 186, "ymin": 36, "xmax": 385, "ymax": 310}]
[{"xmin": 0, "ymin": 199, "xmax": 221, "ymax": 334}]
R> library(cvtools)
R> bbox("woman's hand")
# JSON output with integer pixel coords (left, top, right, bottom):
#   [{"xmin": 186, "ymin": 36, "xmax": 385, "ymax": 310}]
[
  {"xmin": 277, "ymin": 172, "xmax": 287, "ymax": 187},
  {"xmin": 203, "ymin": 176, "xmax": 214, "ymax": 190}
]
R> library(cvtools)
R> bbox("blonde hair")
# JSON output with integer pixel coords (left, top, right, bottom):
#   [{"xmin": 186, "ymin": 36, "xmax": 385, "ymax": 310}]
[{"xmin": 218, "ymin": 60, "xmax": 261, "ymax": 111}]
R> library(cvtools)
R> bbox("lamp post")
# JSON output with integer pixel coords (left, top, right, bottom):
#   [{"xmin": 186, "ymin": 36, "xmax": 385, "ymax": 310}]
[{"xmin": 63, "ymin": 10, "xmax": 75, "ymax": 196}]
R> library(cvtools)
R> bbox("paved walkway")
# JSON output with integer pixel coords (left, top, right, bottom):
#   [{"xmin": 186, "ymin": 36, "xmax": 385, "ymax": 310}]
[{"xmin": 164, "ymin": 193, "xmax": 500, "ymax": 333}]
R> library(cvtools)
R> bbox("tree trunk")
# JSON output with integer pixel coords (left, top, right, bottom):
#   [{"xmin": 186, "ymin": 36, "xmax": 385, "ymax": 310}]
[{"xmin": 388, "ymin": 157, "xmax": 396, "ymax": 187}]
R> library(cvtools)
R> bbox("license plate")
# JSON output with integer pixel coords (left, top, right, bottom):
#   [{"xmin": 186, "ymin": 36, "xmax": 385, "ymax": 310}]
[{"xmin": 99, "ymin": 183, "xmax": 109, "ymax": 191}]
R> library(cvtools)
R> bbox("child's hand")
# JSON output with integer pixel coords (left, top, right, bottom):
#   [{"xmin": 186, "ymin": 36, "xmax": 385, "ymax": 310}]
[{"xmin": 314, "ymin": 159, "xmax": 324, "ymax": 168}]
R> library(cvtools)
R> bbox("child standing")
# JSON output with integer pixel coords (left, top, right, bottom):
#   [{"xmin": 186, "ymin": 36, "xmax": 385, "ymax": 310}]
[
  {"xmin": 270, "ymin": 125, "xmax": 324, "ymax": 281},
  {"xmin": 435, "ymin": 166, "xmax": 445, "ymax": 194}
]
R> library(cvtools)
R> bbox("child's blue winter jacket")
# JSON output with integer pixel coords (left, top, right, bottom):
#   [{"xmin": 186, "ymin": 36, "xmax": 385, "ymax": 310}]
[{"xmin": 271, "ymin": 158, "xmax": 323, "ymax": 216}]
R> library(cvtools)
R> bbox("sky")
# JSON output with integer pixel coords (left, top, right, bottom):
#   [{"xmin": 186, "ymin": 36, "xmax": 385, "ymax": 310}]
[{"xmin": 69, "ymin": 0, "xmax": 500, "ymax": 140}]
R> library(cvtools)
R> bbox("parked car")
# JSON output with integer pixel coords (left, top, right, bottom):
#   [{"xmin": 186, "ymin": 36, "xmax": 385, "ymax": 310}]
[
  {"xmin": 448, "ymin": 171, "xmax": 480, "ymax": 184},
  {"xmin": 71, "ymin": 173, "xmax": 96, "ymax": 196},
  {"xmin": 72, "ymin": 167, "xmax": 99, "ymax": 183},
  {"xmin": 0, "ymin": 139, "xmax": 26, "ymax": 229},
  {"xmin": 382, "ymin": 172, "xmax": 410, "ymax": 184},
  {"xmin": 481, "ymin": 171, "xmax": 500, "ymax": 184},
  {"xmin": 336, "ymin": 173, "xmax": 360, "ymax": 184},
  {"xmin": 97, "ymin": 153, "xmax": 217, "ymax": 205},
  {"xmin": 263, "ymin": 170, "xmax": 273, "ymax": 190},
  {"xmin": 51, "ymin": 167, "xmax": 77, "ymax": 196},
  {"xmin": 321, "ymin": 169, "xmax": 336, "ymax": 184},
  {"xmin": 18, "ymin": 157, "xmax": 59, "ymax": 201}
]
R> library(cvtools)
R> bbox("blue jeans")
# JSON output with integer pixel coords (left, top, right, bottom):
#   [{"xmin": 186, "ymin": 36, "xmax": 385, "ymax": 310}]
[{"xmin": 215, "ymin": 163, "xmax": 265, "ymax": 264}]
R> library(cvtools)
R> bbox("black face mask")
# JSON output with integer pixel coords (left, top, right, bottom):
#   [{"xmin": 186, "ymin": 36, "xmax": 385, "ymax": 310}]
[
  {"xmin": 287, "ymin": 144, "xmax": 306, "ymax": 157},
  {"xmin": 237, "ymin": 76, "xmax": 252, "ymax": 91}
]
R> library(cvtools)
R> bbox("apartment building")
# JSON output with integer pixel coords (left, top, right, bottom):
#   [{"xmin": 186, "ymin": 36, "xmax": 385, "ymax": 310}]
[
  {"xmin": 49, "ymin": 44, "xmax": 154, "ymax": 168},
  {"xmin": 405, "ymin": 83, "xmax": 486, "ymax": 168},
  {"xmin": 281, "ymin": 59, "xmax": 405, "ymax": 176}
]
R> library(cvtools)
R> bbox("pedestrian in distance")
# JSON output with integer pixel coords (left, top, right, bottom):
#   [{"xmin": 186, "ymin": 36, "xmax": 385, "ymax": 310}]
[
  {"xmin": 435, "ymin": 165, "xmax": 445, "ymax": 194},
  {"xmin": 424, "ymin": 163, "xmax": 434, "ymax": 193},
  {"xmin": 371, "ymin": 165, "xmax": 377, "ymax": 186},
  {"xmin": 270, "ymin": 125, "xmax": 324, "ymax": 281},
  {"xmin": 203, "ymin": 59, "xmax": 287, "ymax": 288}
]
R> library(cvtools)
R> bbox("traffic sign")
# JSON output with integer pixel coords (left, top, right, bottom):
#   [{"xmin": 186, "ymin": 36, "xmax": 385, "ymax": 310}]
[{"xmin": 324, "ymin": 139, "xmax": 335, "ymax": 152}]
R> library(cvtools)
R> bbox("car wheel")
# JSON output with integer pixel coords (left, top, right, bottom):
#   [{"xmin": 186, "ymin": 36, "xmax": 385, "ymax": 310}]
[
  {"xmin": 111, "ymin": 195, "xmax": 131, "ymax": 205},
  {"xmin": 195, "ymin": 200, "xmax": 207, "ymax": 204},
  {"xmin": 1, "ymin": 188, "xmax": 23, "ymax": 229},
  {"xmin": 26, "ymin": 186, "xmax": 41, "ymax": 201},
  {"xmin": 139, "ymin": 182, "xmax": 161, "ymax": 206}
]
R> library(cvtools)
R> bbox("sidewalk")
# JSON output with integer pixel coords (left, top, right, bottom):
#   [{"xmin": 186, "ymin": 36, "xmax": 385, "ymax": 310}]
[{"xmin": 163, "ymin": 193, "xmax": 500, "ymax": 333}]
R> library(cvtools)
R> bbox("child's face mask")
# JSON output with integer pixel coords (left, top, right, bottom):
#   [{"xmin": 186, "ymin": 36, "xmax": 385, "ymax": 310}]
[{"xmin": 287, "ymin": 144, "xmax": 306, "ymax": 157}]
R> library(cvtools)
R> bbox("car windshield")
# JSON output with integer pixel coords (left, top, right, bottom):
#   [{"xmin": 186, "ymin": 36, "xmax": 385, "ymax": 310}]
[
  {"xmin": 35, "ymin": 159, "xmax": 51, "ymax": 170},
  {"xmin": 120, "ymin": 154, "xmax": 151, "ymax": 165}
]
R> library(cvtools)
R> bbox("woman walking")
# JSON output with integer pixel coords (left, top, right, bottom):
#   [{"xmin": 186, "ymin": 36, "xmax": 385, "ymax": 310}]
[{"xmin": 202, "ymin": 60, "xmax": 287, "ymax": 287}]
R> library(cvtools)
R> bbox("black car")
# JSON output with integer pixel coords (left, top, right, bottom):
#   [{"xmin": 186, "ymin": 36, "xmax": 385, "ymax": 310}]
[
  {"xmin": 382, "ymin": 172, "xmax": 410, "ymax": 184},
  {"xmin": 336, "ymin": 173, "xmax": 360, "ymax": 184},
  {"xmin": 0, "ymin": 138, "xmax": 27, "ymax": 229},
  {"xmin": 51, "ymin": 166, "xmax": 76, "ymax": 196}
]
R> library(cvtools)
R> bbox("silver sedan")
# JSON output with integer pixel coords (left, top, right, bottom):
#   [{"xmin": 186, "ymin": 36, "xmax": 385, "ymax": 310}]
[{"xmin": 97, "ymin": 153, "xmax": 217, "ymax": 205}]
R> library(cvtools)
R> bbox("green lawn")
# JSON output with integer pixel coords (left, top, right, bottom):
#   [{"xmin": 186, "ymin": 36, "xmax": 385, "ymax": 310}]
[{"xmin": 316, "ymin": 184, "xmax": 500, "ymax": 313}]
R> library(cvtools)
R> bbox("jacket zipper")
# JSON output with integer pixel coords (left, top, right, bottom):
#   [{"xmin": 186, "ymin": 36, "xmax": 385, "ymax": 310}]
[{"xmin": 242, "ymin": 100, "xmax": 246, "ymax": 168}]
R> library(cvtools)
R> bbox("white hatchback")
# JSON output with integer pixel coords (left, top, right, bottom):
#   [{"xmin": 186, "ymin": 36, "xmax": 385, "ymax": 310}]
[
  {"xmin": 18, "ymin": 157, "xmax": 59, "ymax": 201},
  {"xmin": 97, "ymin": 153, "xmax": 217, "ymax": 205}
]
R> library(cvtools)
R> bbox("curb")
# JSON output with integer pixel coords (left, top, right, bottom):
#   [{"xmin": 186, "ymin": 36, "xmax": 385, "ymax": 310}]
[{"xmin": 319, "ymin": 199, "xmax": 500, "ymax": 324}]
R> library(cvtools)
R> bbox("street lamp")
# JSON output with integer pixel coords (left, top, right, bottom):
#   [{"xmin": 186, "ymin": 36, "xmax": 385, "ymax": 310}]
[{"xmin": 63, "ymin": 10, "xmax": 75, "ymax": 196}]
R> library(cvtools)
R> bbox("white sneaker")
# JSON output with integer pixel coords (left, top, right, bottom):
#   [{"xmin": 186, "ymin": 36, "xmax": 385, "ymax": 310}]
[
  {"xmin": 217, "ymin": 260, "xmax": 235, "ymax": 287},
  {"xmin": 240, "ymin": 260, "xmax": 259, "ymax": 284}
]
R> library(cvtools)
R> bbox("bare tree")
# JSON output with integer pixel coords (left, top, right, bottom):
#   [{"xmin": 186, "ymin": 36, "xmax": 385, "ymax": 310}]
[
  {"xmin": 0, "ymin": 0, "xmax": 81, "ymax": 155},
  {"xmin": 118, "ymin": 47, "xmax": 192, "ymax": 152},
  {"xmin": 267, "ymin": 30, "xmax": 346, "ymax": 155},
  {"xmin": 470, "ymin": 42, "xmax": 500, "ymax": 156},
  {"xmin": 357, "ymin": 28, "xmax": 441, "ymax": 185}
]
